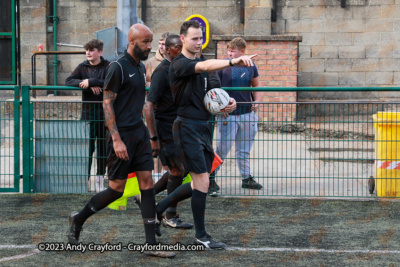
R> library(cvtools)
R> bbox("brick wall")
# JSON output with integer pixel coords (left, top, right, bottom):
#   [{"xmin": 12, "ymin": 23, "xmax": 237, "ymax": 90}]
[{"xmin": 214, "ymin": 35, "xmax": 301, "ymax": 121}]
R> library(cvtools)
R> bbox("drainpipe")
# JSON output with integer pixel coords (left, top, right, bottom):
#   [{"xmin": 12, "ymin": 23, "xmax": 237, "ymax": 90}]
[
  {"xmin": 296, "ymin": 43, "xmax": 299, "ymax": 101},
  {"xmin": 53, "ymin": 0, "xmax": 58, "ymax": 95},
  {"xmin": 271, "ymin": 0, "xmax": 277, "ymax": 22},
  {"xmin": 17, "ymin": 0, "xmax": 21, "ymax": 86},
  {"xmin": 141, "ymin": 0, "xmax": 146, "ymax": 22},
  {"xmin": 214, "ymin": 40, "xmax": 218, "ymax": 59},
  {"xmin": 240, "ymin": 0, "xmax": 244, "ymax": 23},
  {"xmin": 47, "ymin": 0, "xmax": 59, "ymax": 94},
  {"xmin": 117, "ymin": 0, "xmax": 138, "ymax": 55}
]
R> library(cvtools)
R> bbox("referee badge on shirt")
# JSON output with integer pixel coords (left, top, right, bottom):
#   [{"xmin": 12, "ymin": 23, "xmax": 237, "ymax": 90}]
[{"xmin": 223, "ymin": 122, "xmax": 228, "ymax": 126}]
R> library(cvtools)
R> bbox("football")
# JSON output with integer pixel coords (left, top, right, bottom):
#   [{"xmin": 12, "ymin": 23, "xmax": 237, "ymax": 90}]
[{"xmin": 204, "ymin": 88, "xmax": 230, "ymax": 115}]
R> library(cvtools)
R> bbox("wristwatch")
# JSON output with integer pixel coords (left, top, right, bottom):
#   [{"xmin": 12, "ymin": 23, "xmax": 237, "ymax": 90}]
[
  {"xmin": 150, "ymin": 136, "xmax": 158, "ymax": 141},
  {"xmin": 229, "ymin": 58, "xmax": 234, "ymax": 66}
]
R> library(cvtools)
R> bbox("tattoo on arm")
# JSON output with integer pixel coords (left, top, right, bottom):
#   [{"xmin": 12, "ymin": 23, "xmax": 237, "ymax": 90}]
[{"xmin": 103, "ymin": 90, "xmax": 119, "ymax": 137}]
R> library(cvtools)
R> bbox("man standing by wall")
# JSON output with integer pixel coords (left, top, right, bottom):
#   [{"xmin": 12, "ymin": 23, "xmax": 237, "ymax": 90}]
[
  {"xmin": 211, "ymin": 37, "xmax": 263, "ymax": 195},
  {"xmin": 65, "ymin": 39, "xmax": 109, "ymax": 192}
]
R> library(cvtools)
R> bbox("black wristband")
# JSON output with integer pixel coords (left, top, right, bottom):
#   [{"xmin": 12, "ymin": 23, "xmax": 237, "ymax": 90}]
[
  {"xmin": 229, "ymin": 58, "xmax": 234, "ymax": 66},
  {"xmin": 150, "ymin": 136, "xmax": 158, "ymax": 141}
]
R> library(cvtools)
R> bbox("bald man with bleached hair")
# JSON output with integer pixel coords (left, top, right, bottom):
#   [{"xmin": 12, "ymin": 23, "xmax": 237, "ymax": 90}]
[{"xmin": 67, "ymin": 24, "xmax": 175, "ymax": 258}]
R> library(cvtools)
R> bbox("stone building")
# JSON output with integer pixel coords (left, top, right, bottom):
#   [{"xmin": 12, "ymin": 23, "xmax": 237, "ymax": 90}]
[{"xmin": 9, "ymin": 0, "xmax": 400, "ymax": 101}]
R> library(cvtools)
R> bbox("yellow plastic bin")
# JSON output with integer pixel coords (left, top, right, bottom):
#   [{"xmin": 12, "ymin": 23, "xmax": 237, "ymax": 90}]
[{"xmin": 373, "ymin": 112, "xmax": 400, "ymax": 197}]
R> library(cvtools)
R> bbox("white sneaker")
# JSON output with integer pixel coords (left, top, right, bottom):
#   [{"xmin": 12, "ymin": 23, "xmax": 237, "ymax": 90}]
[{"xmin": 96, "ymin": 175, "xmax": 105, "ymax": 192}]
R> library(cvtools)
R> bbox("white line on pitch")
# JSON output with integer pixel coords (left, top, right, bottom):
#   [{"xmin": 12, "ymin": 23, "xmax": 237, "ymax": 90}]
[
  {"xmin": 0, "ymin": 249, "xmax": 41, "ymax": 263},
  {"xmin": 0, "ymin": 245, "xmax": 36, "ymax": 249},
  {"xmin": 227, "ymin": 247, "xmax": 400, "ymax": 254},
  {"xmin": 2, "ymin": 245, "xmax": 400, "ymax": 256}
]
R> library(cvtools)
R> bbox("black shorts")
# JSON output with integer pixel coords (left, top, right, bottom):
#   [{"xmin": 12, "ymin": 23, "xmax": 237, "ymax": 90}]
[
  {"xmin": 106, "ymin": 121, "xmax": 154, "ymax": 180},
  {"xmin": 156, "ymin": 120, "xmax": 184, "ymax": 171},
  {"xmin": 173, "ymin": 116, "xmax": 215, "ymax": 174}
]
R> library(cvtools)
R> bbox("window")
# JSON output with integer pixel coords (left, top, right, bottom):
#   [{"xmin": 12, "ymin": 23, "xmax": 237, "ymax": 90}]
[{"xmin": 0, "ymin": 0, "xmax": 16, "ymax": 84}]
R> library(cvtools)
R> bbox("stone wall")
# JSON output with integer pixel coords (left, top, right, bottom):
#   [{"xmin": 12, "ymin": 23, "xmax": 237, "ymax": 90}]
[
  {"xmin": 271, "ymin": 0, "xmax": 400, "ymax": 100},
  {"xmin": 19, "ymin": 0, "xmax": 400, "ymax": 101},
  {"xmin": 21, "ymin": 0, "xmax": 245, "ymax": 88},
  {"xmin": 20, "ymin": 0, "xmax": 118, "ymax": 90},
  {"xmin": 20, "ymin": 0, "xmax": 48, "ymax": 85},
  {"xmin": 52, "ymin": 0, "xmax": 117, "ymax": 92},
  {"xmin": 137, "ymin": 0, "xmax": 243, "ymax": 56}
]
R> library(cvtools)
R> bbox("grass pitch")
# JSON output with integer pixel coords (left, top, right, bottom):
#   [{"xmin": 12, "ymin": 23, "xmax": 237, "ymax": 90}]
[{"xmin": 1, "ymin": 194, "xmax": 400, "ymax": 266}]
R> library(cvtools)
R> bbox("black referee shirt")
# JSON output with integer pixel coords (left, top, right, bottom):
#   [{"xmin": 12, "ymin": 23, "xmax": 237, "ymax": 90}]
[
  {"xmin": 169, "ymin": 53, "xmax": 212, "ymax": 121},
  {"xmin": 104, "ymin": 51, "xmax": 146, "ymax": 128},
  {"xmin": 147, "ymin": 59, "xmax": 177, "ymax": 122}
]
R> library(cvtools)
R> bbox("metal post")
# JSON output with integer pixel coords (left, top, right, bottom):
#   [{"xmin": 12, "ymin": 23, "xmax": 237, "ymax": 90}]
[
  {"xmin": 22, "ymin": 85, "xmax": 32, "ymax": 193},
  {"xmin": 117, "ymin": 0, "xmax": 138, "ymax": 54},
  {"xmin": 17, "ymin": 0, "xmax": 21, "ymax": 85},
  {"xmin": 53, "ymin": 0, "xmax": 58, "ymax": 96},
  {"xmin": 13, "ymin": 85, "xmax": 20, "ymax": 192},
  {"xmin": 11, "ymin": 0, "xmax": 16, "ymax": 84},
  {"xmin": 29, "ymin": 88, "xmax": 34, "ymax": 193}
]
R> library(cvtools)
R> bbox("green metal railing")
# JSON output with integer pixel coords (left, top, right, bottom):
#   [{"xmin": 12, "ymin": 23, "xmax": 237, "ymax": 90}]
[
  {"xmin": 2, "ymin": 85, "xmax": 400, "ymax": 197},
  {"xmin": 0, "ymin": 86, "xmax": 19, "ymax": 192},
  {"xmin": 23, "ymin": 86, "xmax": 85, "ymax": 193},
  {"xmin": 212, "ymin": 101, "xmax": 379, "ymax": 197}
]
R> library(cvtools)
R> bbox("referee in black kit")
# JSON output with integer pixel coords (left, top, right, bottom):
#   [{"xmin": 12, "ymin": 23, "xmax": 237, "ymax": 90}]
[
  {"xmin": 67, "ymin": 24, "xmax": 174, "ymax": 258},
  {"xmin": 154, "ymin": 20, "xmax": 257, "ymax": 249},
  {"xmin": 144, "ymin": 34, "xmax": 193, "ymax": 231}
]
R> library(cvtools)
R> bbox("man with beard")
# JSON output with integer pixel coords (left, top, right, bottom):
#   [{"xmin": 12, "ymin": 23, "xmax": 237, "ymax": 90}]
[{"xmin": 67, "ymin": 24, "xmax": 175, "ymax": 258}]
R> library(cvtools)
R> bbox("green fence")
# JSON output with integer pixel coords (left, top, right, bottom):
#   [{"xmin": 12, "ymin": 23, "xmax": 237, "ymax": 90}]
[
  {"xmin": 215, "ymin": 101, "xmax": 378, "ymax": 197},
  {"xmin": 3, "ymin": 85, "xmax": 400, "ymax": 197},
  {"xmin": 0, "ymin": 86, "xmax": 19, "ymax": 192}
]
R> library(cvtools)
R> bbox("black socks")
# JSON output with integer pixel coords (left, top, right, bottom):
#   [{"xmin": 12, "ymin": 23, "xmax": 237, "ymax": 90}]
[
  {"xmin": 191, "ymin": 189, "xmax": 207, "ymax": 238},
  {"xmin": 154, "ymin": 172, "xmax": 169, "ymax": 194},
  {"xmin": 209, "ymin": 171, "xmax": 216, "ymax": 181},
  {"xmin": 156, "ymin": 183, "xmax": 193, "ymax": 221},
  {"xmin": 166, "ymin": 174, "xmax": 184, "ymax": 219},
  {"xmin": 73, "ymin": 185, "xmax": 158, "ymax": 245},
  {"xmin": 140, "ymin": 188, "xmax": 157, "ymax": 245},
  {"xmin": 74, "ymin": 187, "xmax": 123, "ymax": 226}
]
